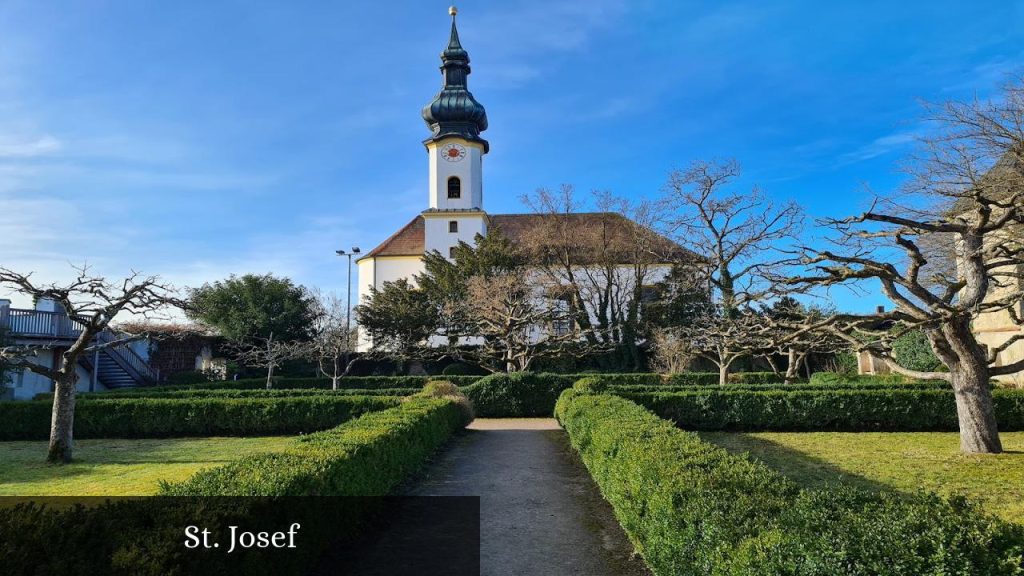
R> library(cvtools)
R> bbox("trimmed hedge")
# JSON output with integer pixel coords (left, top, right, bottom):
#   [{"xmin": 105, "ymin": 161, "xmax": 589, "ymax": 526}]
[
  {"xmin": 161, "ymin": 396, "xmax": 465, "ymax": 496},
  {"xmin": 0, "ymin": 395, "xmax": 399, "ymax": 440},
  {"xmin": 462, "ymin": 373, "xmax": 577, "ymax": 417},
  {"xmin": 623, "ymin": 388, "xmax": 1024, "ymax": 431},
  {"xmin": 608, "ymin": 380, "xmax": 951, "ymax": 394},
  {"xmin": 34, "ymin": 387, "xmax": 419, "ymax": 401},
  {"xmin": 82, "ymin": 375, "xmax": 485, "ymax": 396},
  {"xmin": 555, "ymin": 390, "xmax": 1024, "ymax": 575},
  {"xmin": 808, "ymin": 372, "xmax": 939, "ymax": 386}
]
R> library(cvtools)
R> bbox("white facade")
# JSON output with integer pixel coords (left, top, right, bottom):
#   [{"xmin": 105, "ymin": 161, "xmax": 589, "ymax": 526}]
[
  {"xmin": 5, "ymin": 354, "xmax": 105, "ymax": 401},
  {"xmin": 427, "ymin": 137, "xmax": 484, "ymax": 210}
]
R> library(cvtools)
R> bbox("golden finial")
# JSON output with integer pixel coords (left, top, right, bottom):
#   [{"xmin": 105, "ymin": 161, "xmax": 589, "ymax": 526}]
[{"xmin": 449, "ymin": 6, "xmax": 458, "ymax": 17}]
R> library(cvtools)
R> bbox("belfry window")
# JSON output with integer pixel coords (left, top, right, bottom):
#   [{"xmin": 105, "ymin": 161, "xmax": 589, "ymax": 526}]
[
  {"xmin": 447, "ymin": 176, "xmax": 461, "ymax": 199},
  {"xmin": 449, "ymin": 221, "xmax": 458, "ymax": 233}
]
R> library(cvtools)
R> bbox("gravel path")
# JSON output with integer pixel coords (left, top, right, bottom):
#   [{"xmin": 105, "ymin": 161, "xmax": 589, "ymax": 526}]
[{"xmin": 403, "ymin": 418, "xmax": 651, "ymax": 576}]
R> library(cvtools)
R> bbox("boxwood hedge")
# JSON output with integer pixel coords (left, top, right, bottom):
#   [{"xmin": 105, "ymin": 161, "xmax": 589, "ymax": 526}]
[
  {"xmin": 0, "ymin": 395, "xmax": 399, "ymax": 440},
  {"xmin": 555, "ymin": 390, "xmax": 1024, "ymax": 575},
  {"xmin": 34, "ymin": 387, "xmax": 419, "ymax": 401},
  {"xmin": 623, "ymin": 388, "xmax": 1024, "ymax": 431},
  {"xmin": 161, "ymin": 396, "xmax": 465, "ymax": 496},
  {"xmin": 462, "ymin": 373, "xmax": 577, "ymax": 417}
]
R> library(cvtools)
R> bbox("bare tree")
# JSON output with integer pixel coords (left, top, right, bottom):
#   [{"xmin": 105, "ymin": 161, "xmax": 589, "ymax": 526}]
[
  {"xmin": 519, "ymin": 185, "xmax": 678, "ymax": 370},
  {"xmin": 456, "ymin": 272, "xmax": 584, "ymax": 372},
  {"xmin": 0, "ymin": 266, "xmax": 180, "ymax": 463},
  {"xmin": 231, "ymin": 332, "xmax": 307, "ymax": 389},
  {"xmin": 672, "ymin": 305, "xmax": 771, "ymax": 384},
  {"xmin": 792, "ymin": 78, "xmax": 1024, "ymax": 454},
  {"xmin": 649, "ymin": 327, "xmax": 696, "ymax": 374},
  {"xmin": 755, "ymin": 300, "xmax": 847, "ymax": 383},
  {"xmin": 307, "ymin": 291, "xmax": 356, "ymax": 389},
  {"xmin": 658, "ymin": 159, "xmax": 803, "ymax": 383}
]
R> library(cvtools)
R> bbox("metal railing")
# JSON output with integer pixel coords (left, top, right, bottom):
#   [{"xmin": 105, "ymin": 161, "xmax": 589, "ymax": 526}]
[
  {"xmin": 3, "ymin": 308, "xmax": 87, "ymax": 339},
  {"xmin": 95, "ymin": 329, "xmax": 156, "ymax": 382},
  {"xmin": 1, "ymin": 308, "xmax": 155, "ymax": 383}
]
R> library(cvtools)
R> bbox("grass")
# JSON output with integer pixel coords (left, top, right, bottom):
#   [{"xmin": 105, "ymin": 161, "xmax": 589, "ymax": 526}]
[
  {"xmin": 700, "ymin": 431, "xmax": 1024, "ymax": 524},
  {"xmin": 0, "ymin": 436, "xmax": 296, "ymax": 496}
]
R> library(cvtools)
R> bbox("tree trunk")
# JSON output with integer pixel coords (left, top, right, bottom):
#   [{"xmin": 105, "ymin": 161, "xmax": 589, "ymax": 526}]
[
  {"xmin": 950, "ymin": 361, "xmax": 1002, "ymax": 454},
  {"xmin": 719, "ymin": 362, "xmax": 729, "ymax": 385},
  {"xmin": 47, "ymin": 372, "xmax": 77, "ymax": 463},
  {"xmin": 266, "ymin": 364, "xmax": 274, "ymax": 390},
  {"xmin": 784, "ymin": 348, "xmax": 800, "ymax": 384}
]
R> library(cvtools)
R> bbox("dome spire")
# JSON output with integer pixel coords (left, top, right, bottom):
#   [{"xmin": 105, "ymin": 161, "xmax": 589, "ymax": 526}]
[{"xmin": 422, "ymin": 6, "xmax": 489, "ymax": 152}]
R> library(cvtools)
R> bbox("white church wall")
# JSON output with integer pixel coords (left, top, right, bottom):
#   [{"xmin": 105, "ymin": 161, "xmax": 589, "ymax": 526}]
[
  {"xmin": 423, "ymin": 213, "xmax": 487, "ymax": 258},
  {"xmin": 356, "ymin": 256, "xmax": 426, "ymax": 351}
]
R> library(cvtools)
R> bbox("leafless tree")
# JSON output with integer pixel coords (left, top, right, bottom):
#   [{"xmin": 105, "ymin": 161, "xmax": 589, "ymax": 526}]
[
  {"xmin": 0, "ymin": 265, "xmax": 180, "ymax": 463},
  {"xmin": 455, "ymin": 272, "xmax": 585, "ymax": 372},
  {"xmin": 231, "ymin": 332, "xmax": 307, "ymax": 389},
  {"xmin": 649, "ymin": 327, "xmax": 696, "ymax": 374},
  {"xmin": 657, "ymin": 159, "xmax": 804, "ymax": 383},
  {"xmin": 307, "ymin": 291, "xmax": 356, "ymax": 389},
  {"xmin": 519, "ymin": 185, "xmax": 679, "ymax": 370},
  {"xmin": 791, "ymin": 78, "xmax": 1024, "ymax": 454},
  {"xmin": 754, "ymin": 301, "xmax": 848, "ymax": 383},
  {"xmin": 672, "ymin": 305, "xmax": 772, "ymax": 384}
]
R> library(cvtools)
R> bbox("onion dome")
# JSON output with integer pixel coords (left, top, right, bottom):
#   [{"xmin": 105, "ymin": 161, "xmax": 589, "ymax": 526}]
[{"xmin": 422, "ymin": 7, "xmax": 489, "ymax": 152}]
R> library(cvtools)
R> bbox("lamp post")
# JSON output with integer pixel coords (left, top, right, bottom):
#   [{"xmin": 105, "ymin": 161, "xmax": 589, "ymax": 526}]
[{"xmin": 336, "ymin": 247, "xmax": 361, "ymax": 371}]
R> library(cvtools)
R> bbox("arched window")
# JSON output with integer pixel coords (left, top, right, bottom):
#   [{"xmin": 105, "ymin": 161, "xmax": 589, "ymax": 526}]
[{"xmin": 447, "ymin": 176, "xmax": 461, "ymax": 199}]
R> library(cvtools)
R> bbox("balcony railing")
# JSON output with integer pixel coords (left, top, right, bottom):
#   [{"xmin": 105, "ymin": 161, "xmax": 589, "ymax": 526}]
[
  {"xmin": 2, "ymin": 309, "xmax": 87, "ymax": 339},
  {"xmin": 1, "ymin": 307, "xmax": 156, "ymax": 382}
]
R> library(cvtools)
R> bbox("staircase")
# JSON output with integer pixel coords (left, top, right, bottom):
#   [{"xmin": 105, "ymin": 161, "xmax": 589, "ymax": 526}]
[
  {"xmin": 82, "ymin": 331, "xmax": 157, "ymax": 389},
  {"xmin": 2, "ymin": 306, "xmax": 158, "ymax": 391}
]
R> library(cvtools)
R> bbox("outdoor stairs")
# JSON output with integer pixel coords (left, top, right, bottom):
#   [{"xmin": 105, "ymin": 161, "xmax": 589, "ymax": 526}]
[
  {"xmin": 92, "ymin": 351, "xmax": 141, "ymax": 389},
  {"xmin": 2, "ymin": 306, "xmax": 158, "ymax": 391}
]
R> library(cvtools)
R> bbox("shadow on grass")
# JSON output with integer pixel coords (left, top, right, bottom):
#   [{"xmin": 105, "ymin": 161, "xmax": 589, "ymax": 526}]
[{"xmin": 698, "ymin": 432, "xmax": 895, "ymax": 495}]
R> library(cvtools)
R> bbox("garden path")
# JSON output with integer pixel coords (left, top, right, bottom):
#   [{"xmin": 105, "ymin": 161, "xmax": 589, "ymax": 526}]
[{"xmin": 401, "ymin": 418, "xmax": 651, "ymax": 576}]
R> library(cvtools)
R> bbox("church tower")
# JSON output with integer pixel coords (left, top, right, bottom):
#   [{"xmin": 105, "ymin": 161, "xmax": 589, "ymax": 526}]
[{"xmin": 420, "ymin": 6, "xmax": 488, "ymax": 259}]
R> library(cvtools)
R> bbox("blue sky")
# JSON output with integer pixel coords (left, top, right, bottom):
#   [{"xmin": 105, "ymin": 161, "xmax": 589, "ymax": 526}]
[{"xmin": 0, "ymin": 0, "xmax": 1021, "ymax": 312}]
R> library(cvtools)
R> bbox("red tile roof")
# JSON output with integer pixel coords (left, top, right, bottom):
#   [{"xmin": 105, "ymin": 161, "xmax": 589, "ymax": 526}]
[{"xmin": 358, "ymin": 212, "xmax": 692, "ymax": 263}]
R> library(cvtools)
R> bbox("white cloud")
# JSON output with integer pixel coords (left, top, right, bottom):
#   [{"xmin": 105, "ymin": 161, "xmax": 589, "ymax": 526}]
[
  {"xmin": 0, "ymin": 134, "xmax": 60, "ymax": 157},
  {"xmin": 837, "ymin": 130, "xmax": 918, "ymax": 164}
]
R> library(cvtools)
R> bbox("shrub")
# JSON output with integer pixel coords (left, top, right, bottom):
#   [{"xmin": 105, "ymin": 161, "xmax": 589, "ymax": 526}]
[
  {"xmin": 441, "ymin": 362, "xmax": 486, "ymax": 376},
  {"xmin": 165, "ymin": 370, "xmax": 217, "ymax": 386},
  {"xmin": 461, "ymin": 373, "xmax": 576, "ymax": 417},
  {"xmin": 161, "ymin": 397, "xmax": 464, "ymax": 496},
  {"xmin": 418, "ymin": 380, "xmax": 475, "ymax": 425},
  {"xmin": 572, "ymin": 376, "xmax": 609, "ymax": 394},
  {"xmin": 0, "ymin": 395, "xmax": 399, "ymax": 440},
  {"xmin": 37, "ymin": 388, "xmax": 419, "ymax": 401},
  {"xmin": 74, "ymin": 375, "xmax": 484, "ymax": 396},
  {"xmin": 623, "ymin": 388, "xmax": 1024, "ymax": 432},
  {"xmin": 727, "ymin": 371, "xmax": 795, "ymax": 384},
  {"xmin": 555, "ymin": 391, "xmax": 1024, "ymax": 575},
  {"xmin": 809, "ymin": 372, "xmax": 920, "ymax": 386},
  {"xmin": 607, "ymin": 380, "xmax": 950, "ymax": 395},
  {"xmin": 893, "ymin": 329, "xmax": 945, "ymax": 373}
]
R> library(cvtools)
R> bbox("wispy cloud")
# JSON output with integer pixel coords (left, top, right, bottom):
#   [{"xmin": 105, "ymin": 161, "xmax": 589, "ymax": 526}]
[
  {"xmin": 0, "ymin": 134, "xmax": 61, "ymax": 157},
  {"xmin": 837, "ymin": 130, "xmax": 918, "ymax": 165}
]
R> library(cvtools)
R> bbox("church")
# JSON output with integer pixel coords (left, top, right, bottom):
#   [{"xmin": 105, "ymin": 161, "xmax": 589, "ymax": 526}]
[{"xmin": 355, "ymin": 8, "xmax": 680, "ymax": 351}]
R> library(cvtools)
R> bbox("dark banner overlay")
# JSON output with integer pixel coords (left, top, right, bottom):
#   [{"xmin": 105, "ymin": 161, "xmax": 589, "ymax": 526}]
[{"xmin": 0, "ymin": 496, "xmax": 480, "ymax": 576}]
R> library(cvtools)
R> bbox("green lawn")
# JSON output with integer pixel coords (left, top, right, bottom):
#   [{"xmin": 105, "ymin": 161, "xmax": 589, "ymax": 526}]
[
  {"xmin": 700, "ymin": 431, "xmax": 1024, "ymax": 524},
  {"xmin": 0, "ymin": 436, "xmax": 296, "ymax": 496}
]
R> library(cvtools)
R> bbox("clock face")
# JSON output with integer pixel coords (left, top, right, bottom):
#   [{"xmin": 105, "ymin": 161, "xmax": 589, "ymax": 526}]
[{"xmin": 441, "ymin": 143, "xmax": 467, "ymax": 162}]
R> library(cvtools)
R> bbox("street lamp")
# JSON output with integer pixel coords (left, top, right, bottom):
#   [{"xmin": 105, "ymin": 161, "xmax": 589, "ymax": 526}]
[{"xmin": 336, "ymin": 247, "xmax": 361, "ymax": 370}]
